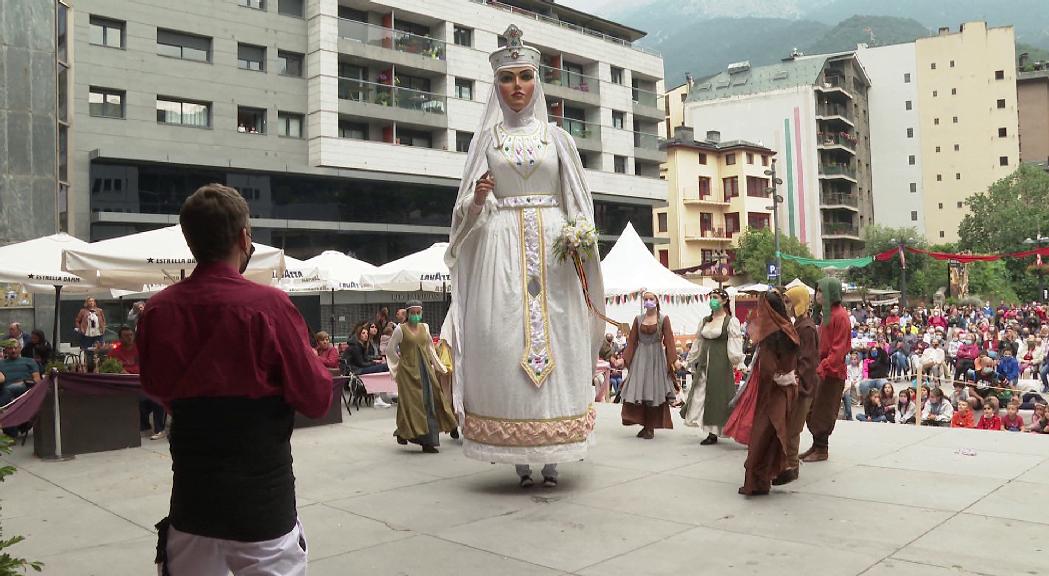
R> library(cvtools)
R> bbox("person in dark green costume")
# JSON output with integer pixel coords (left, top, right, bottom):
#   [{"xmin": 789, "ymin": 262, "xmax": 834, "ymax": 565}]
[
  {"xmin": 387, "ymin": 300, "xmax": 458, "ymax": 453},
  {"xmin": 682, "ymin": 288, "xmax": 744, "ymax": 445}
]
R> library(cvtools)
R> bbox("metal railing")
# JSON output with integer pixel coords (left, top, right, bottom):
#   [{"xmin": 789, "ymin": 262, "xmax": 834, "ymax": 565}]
[
  {"xmin": 816, "ymin": 103, "xmax": 852, "ymax": 120},
  {"xmin": 820, "ymin": 192, "xmax": 859, "ymax": 207},
  {"xmin": 632, "ymin": 86, "xmax": 659, "ymax": 107},
  {"xmin": 819, "ymin": 164, "xmax": 856, "ymax": 178},
  {"xmin": 633, "ymin": 131, "xmax": 660, "ymax": 150},
  {"xmin": 822, "ymin": 222, "xmax": 860, "ymax": 236},
  {"xmin": 467, "ymin": 0, "xmax": 660, "ymax": 56},
  {"xmin": 540, "ymin": 64, "xmax": 599, "ymax": 94},
  {"xmin": 818, "ymin": 133, "xmax": 857, "ymax": 151},
  {"xmin": 338, "ymin": 18, "xmax": 446, "ymax": 61},
  {"xmin": 550, "ymin": 115, "xmax": 601, "ymax": 142},
  {"xmin": 338, "ymin": 77, "xmax": 446, "ymax": 114}
]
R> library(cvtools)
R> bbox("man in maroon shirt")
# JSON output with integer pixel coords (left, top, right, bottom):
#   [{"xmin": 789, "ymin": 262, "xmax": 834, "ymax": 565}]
[
  {"xmin": 800, "ymin": 277, "xmax": 851, "ymax": 463},
  {"xmin": 138, "ymin": 184, "xmax": 331, "ymax": 575}
]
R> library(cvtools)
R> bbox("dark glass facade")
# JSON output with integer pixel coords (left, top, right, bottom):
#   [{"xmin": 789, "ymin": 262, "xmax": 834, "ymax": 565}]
[{"xmin": 90, "ymin": 161, "xmax": 655, "ymax": 264}]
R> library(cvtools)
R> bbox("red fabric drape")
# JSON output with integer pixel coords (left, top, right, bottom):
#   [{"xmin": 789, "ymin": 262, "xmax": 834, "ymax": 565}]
[{"xmin": 904, "ymin": 246, "xmax": 1049, "ymax": 263}]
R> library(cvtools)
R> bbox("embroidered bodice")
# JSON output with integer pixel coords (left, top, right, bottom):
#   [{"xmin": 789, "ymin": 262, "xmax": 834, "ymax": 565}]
[{"xmin": 485, "ymin": 122, "xmax": 560, "ymax": 198}]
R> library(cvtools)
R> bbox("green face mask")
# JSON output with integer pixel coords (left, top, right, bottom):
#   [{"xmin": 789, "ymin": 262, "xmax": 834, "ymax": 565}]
[
  {"xmin": 408, "ymin": 313, "xmax": 422, "ymax": 324},
  {"xmin": 709, "ymin": 299, "xmax": 722, "ymax": 312}
]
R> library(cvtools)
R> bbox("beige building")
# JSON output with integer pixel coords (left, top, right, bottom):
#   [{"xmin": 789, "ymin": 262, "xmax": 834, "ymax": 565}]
[
  {"xmin": 662, "ymin": 79, "xmax": 690, "ymax": 139},
  {"xmin": 653, "ymin": 126, "xmax": 774, "ymax": 280},
  {"xmin": 1018, "ymin": 69, "xmax": 1049, "ymax": 164},
  {"xmin": 915, "ymin": 23, "xmax": 1020, "ymax": 243}
]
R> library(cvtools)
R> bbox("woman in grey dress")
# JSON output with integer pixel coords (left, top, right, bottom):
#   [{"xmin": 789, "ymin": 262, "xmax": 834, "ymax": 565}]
[{"xmin": 620, "ymin": 291, "xmax": 677, "ymax": 439}]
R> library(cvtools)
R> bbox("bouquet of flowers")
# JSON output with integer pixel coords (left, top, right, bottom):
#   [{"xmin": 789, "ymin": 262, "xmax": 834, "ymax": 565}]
[{"xmin": 553, "ymin": 217, "xmax": 598, "ymax": 264}]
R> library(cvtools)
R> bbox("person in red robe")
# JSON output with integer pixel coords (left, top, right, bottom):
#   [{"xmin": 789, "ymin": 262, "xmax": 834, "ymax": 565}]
[
  {"xmin": 800, "ymin": 277, "xmax": 851, "ymax": 463},
  {"xmin": 737, "ymin": 290, "xmax": 799, "ymax": 496}
]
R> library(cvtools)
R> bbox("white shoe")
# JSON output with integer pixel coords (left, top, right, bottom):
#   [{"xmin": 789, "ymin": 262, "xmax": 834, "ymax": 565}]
[
  {"xmin": 374, "ymin": 398, "xmax": 392, "ymax": 408},
  {"xmin": 150, "ymin": 431, "xmax": 167, "ymax": 440}
]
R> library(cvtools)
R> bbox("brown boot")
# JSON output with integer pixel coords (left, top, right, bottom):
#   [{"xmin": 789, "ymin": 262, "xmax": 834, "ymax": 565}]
[
  {"xmin": 798, "ymin": 445, "xmax": 815, "ymax": 460},
  {"xmin": 772, "ymin": 468, "xmax": 799, "ymax": 486},
  {"xmin": 801, "ymin": 447, "xmax": 828, "ymax": 462}
]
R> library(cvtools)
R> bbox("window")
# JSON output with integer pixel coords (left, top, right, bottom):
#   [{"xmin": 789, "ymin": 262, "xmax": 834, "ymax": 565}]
[
  {"xmin": 933, "ymin": 90, "xmax": 938, "ymax": 97},
  {"xmin": 725, "ymin": 153, "xmax": 736, "ymax": 166},
  {"xmin": 904, "ymin": 73, "xmax": 911, "ymax": 83},
  {"xmin": 954, "ymin": 144, "xmax": 960, "ymax": 151},
  {"xmin": 90, "ymin": 16, "xmax": 124, "ymax": 48},
  {"xmin": 397, "ymin": 73, "xmax": 431, "ymax": 93},
  {"xmin": 453, "ymin": 26, "xmax": 473, "ymax": 47},
  {"xmin": 611, "ymin": 66, "xmax": 624, "ymax": 85},
  {"xmin": 906, "ymin": 127, "xmax": 914, "ymax": 138},
  {"xmin": 725, "ymin": 213, "xmax": 740, "ymax": 235},
  {"xmin": 614, "ymin": 155, "xmax": 627, "ymax": 174},
  {"xmin": 761, "ymin": 155, "xmax": 769, "ymax": 167},
  {"xmin": 238, "ymin": 43, "xmax": 266, "ymax": 71},
  {"xmin": 936, "ymin": 146, "xmax": 941, "ymax": 153},
  {"xmin": 338, "ymin": 120, "xmax": 367, "ymax": 139},
  {"xmin": 936, "ymin": 174, "xmax": 942, "ymax": 182},
  {"xmin": 938, "ymin": 202, "xmax": 943, "ymax": 209},
  {"xmin": 934, "ymin": 118, "xmax": 940, "ymax": 125},
  {"xmin": 1000, "ymin": 156, "xmax": 1009, "ymax": 166},
  {"xmin": 698, "ymin": 176, "xmax": 711, "ymax": 197},
  {"xmin": 277, "ymin": 111, "xmax": 303, "ymax": 138},
  {"xmin": 953, "ymin": 116, "xmax": 958, "ymax": 124},
  {"xmin": 911, "ymin": 211, "xmax": 918, "ymax": 221},
  {"xmin": 277, "ymin": 0, "xmax": 304, "ymax": 16},
  {"xmin": 746, "ymin": 176, "xmax": 768, "ymax": 197},
  {"xmin": 931, "ymin": 62, "xmax": 936, "ymax": 70},
  {"xmin": 905, "ymin": 100, "xmax": 912, "ymax": 111},
  {"xmin": 339, "ymin": 6, "xmax": 367, "ymax": 21},
  {"xmin": 747, "ymin": 212, "xmax": 770, "ymax": 230},
  {"xmin": 723, "ymin": 176, "xmax": 739, "ymax": 199},
  {"xmin": 957, "ymin": 201, "xmax": 963, "ymax": 208},
  {"xmin": 950, "ymin": 60, "xmax": 955, "ymax": 68},
  {"xmin": 611, "ymin": 111, "xmax": 625, "ymax": 129},
  {"xmin": 455, "ymin": 131, "xmax": 473, "ymax": 153},
  {"xmin": 997, "ymin": 99, "xmax": 1006, "ymax": 109},
  {"xmin": 657, "ymin": 212, "xmax": 668, "ymax": 233},
  {"xmin": 999, "ymin": 127, "xmax": 1008, "ymax": 137},
  {"xmin": 89, "ymin": 87, "xmax": 125, "ymax": 118},
  {"xmin": 239, "ymin": 0, "xmax": 264, "ymax": 9},
  {"xmin": 237, "ymin": 106, "xmax": 267, "ymax": 134},
  {"xmin": 995, "ymin": 70, "xmax": 1005, "ymax": 80},
  {"xmin": 454, "ymin": 77, "xmax": 474, "ymax": 100},
  {"xmin": 746, "ymin": 152, "xmax": 754, "ymax": 164},
  {"xmin": 697, "ymin": 152, "xmax": 707, "ymax": 165},
  {"xmin": 910, "ymin": 182, "xmax": 917, "ymax": 193},
  {"xmin": 156, "ymin": 97, "xmax": 210, "ymax": 127},
  {"xmin": 398, "ymin": 128, "xmax": 432, "ymax": 148},
  {"xmin": 940, "ymin": 231, "xmax": 945, "ymax": 239},
  {"xmin": 951, "ymin": 88, "xmax": 957, "ymax": 95},
  {"xmin": 908, "ymin": 155, "xmax": 915, "ymax": 165},
  {"xmin": 158, "ymin": 29, "xmax": 211, "ymax": 62},
  {"xmin": 394, "ymin": 19, "xmax": 429, "ymax": 37},
  {"xmin": 278, "ymin": 50, "xmax": 303, "ymax": 77}
]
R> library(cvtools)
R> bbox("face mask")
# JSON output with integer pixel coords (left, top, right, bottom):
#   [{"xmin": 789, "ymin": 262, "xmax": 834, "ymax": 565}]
[
  {"xmin": 408, "ymin": 313, "xmax": 422, "ymax": 324},
  {"xmin": 643, "ymin": 299, "xmax": 657, "ymax": 310},
  {"xmin": 709, "ymin": 299, "xmax": 722, "ymax": 312},
  {"xmin": 240, "ymin": 243, "xmax": 255, "ymax": 274}
]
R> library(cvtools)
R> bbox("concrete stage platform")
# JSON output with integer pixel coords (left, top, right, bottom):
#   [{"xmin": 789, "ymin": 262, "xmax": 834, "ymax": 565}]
[{"xmin": 3, "ymin": 402, "xmax": 1048, "ymax": 575}]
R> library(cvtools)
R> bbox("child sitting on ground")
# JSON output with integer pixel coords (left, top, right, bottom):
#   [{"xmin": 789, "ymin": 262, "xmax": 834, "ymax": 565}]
[
  {"xmin": 975, "ymin": 403, "xmax": 1002, "ymax": 431},
  {"xmin": 895, "ymin": 388, "xmax": 917, "ymax": 425},
  {"xmin": 1029, "ymin": 403, "xmax": 1048, "ymax": 434},
  {"xmin": 951, "ymin": 399, "xmax": 975, "ymax": 428},
  {"xmin": 950, "ymin": 381, "xmax": 969, "ymax": 410},
  {"xmin": 1002, "ymin": 401, "xmax": 1025, "ymax": 432},
  {"xmin": 922, "ymin": 387, "xmax": 954, "ymax": 427},
  {"xmin": 856, "ymin": 388, "xmax": 887, "ymax": 422}
]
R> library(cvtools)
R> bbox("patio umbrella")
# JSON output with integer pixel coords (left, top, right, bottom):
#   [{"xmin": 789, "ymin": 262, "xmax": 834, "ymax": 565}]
[
  {"xmin": 361, "ymin": 243, "xmax": 450, "ymax": 292},
  {"xmin": 62, "ymin": 225, "xmax": 285, "ymax": 291}
]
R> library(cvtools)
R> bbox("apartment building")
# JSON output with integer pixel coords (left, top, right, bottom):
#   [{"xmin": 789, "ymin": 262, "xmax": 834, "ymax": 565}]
[
  {"xmin": 913, "ymin": 23, "xmax": 1019, "ymax": 243},
  {"xmin": 683, "ymin": 54, "xmax": 875, "ymax": 259},
  {"xmin": 653, "ymin": 126, "xmax": 774, "ymax": 280},
  {"xmin": 62, "ymin": 0, "xmax": 666, "ymax": 263},
  {"xmin": 662, "ymin": 79, "xmax": 689, "ymax": 139},
  {"xmin": 1018, "ymin": 69, "xmax": 1049, "ymax": 164}
]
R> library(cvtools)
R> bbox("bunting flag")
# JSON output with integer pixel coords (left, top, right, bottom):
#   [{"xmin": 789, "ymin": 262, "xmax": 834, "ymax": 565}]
[
  {"xmin": 778, "ymin": 252, "xmax": 874, "ymax": 269},
  {"xmin": 905, "ymin": 246, "xmax": 1049, "ymax": 262}
]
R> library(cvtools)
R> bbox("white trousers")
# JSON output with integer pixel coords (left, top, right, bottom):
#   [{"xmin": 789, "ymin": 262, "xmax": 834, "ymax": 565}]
[{"xmin": 162, "ymin": 520, "xmax": 307, "ymax": 576}]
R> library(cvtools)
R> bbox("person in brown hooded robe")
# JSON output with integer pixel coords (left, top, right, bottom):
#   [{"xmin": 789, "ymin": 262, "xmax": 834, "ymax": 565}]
[
  {"xmin": 739, "ymin": 289, "xmax": 800, "ymax": 496},
  {"xmin": 774, "ymin": 284, "xmax": 819, "ymax": 486}
]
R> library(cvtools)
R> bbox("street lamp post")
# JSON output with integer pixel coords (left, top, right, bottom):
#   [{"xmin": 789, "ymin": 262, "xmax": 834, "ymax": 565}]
[{"xmin": 764, "ymin": 160, "xmax": 785, "ymax": 287}]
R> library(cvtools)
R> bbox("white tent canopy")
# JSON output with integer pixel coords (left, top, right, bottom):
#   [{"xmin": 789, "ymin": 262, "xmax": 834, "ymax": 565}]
[
  {"xmin": 362, "ymin": 243, "xmax": 450, "ymax": 292},
  {"xmin": 62, "ymin": 225, "xmax": 285, "ymax": 290},
  {"xmin": 785, "ymin": 278, "xmax": 815, "ymax": 294},
  {"xmin": 0, "ymin": 233, "xmax": 94, "ymax": 293},
  {"xmin": 600, "ymin": 223, "xmax": 710, "ymax": 335},
  {"xmin": 277, "ymin": 256, "xmax": 329, "ymax": 293},
  {"xmin": 302, "ymin": 250, "xmax": 377, "ymax": 291}
]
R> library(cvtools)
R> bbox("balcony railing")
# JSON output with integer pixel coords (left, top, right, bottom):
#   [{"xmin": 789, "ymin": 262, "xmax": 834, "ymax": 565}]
[
  {"xmin": 818, "ymin": 133, "xmax": 857, "ymax": 152},
  {"xmin": 820, "ymin": 192, "xmax": 859, "ymax": 207},
  {"xmin": 467, "ymin": 0, "xmax": 660, "ymax": 56},
  {"xmin": 819, "ymin": 164, "xmax": 856, "ymax": 178},
  {"xmin": 550, "ymin": 115, "xmax": 601, "ymax": 142},
  {"xmin": 633, "ymin": 131, "xmax": 660, "ymax": 150},
  {"xmin": 632, "ymin": 87, "xmax": 659, "ymax": 108},
  {"xmin": 338, "ymin": 78, "xmax": 446, "ymax": 114},
  {"xmin": 338, "ymin": 18, "xmax": 446, "ymax": 61},
  {"xmin": 695, "ymin": 227, "xmax": 731, "ymax": 239},
  {"xmin": 816, "ymin": 104, "xmax": 852, "ymax": 120},
  {"xmin": 822, "ymin": 222, "xmax": 860, "ymax": 236},
  {"xmin": 540, "ymin": 64, "xmax": 599, "ymax": 95}
]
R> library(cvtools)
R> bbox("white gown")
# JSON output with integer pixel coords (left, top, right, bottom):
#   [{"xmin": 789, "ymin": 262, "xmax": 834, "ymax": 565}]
[{"xmin": 451, "ymin": 120, "xmax": 602, "ymax": 464}]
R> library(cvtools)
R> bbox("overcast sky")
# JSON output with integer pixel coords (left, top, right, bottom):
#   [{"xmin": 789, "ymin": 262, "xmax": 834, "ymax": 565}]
[{"xmin": 556, "ymin": 0, "xmax": 637, "ymax": 17}]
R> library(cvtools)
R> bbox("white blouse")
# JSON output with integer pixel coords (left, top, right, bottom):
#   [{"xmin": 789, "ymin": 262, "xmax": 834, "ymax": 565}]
[{"xmin": 685, "ymin": 314, "xmax": 744, "ymax": 369}]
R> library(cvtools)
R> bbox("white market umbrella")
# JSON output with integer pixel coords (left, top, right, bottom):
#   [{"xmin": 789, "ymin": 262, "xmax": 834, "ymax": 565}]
[
  {"xmin": 303, "ymin": 250, "xmax": 377, "ymax": 291},
  {"xmin": 785, "ymin": 278, "xmax": 815, "ymax": 295},
  {"xmin": 362, "ymin": 243, "xmax": 450, "ymax": 292},
  {"xmin": 277, "ymin": 256, "xmax": 329, "ymax": 293},
  {"xmin": 62, "ymin": 225, "xmax": 285, "ymax": 290}
]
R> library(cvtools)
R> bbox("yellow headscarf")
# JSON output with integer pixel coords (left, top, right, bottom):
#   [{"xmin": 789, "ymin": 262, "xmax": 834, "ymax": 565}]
[{"xmin": 784, "ymin": 285, "xmax": 811, "ymax": 319}]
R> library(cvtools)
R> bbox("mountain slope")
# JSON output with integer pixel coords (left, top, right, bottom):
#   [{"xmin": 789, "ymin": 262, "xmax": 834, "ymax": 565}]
[{"xmin": 803, "ymin": 15, "xmax": 929, "ymax": 55}]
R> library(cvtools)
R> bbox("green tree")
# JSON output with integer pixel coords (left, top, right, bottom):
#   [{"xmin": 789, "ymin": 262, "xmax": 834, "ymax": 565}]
[
  {"xmin": 735, "ymin": 228, "xmax": 822, "ymax": 286},
  {"xmin": 966, "ymin": 260, "xmax": 1020, "ymax": 304},
  {"xmin": 958, "ymin": 164, "xmax": 1049, "ymax": 301},
  {"xmin": 847, "ymin": 225, "xmax": 941, "ymax": 299}
]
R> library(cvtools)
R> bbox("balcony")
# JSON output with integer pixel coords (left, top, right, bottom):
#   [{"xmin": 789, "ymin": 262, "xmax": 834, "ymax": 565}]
[
  {"xmin": 632, "ymin": 87, "xmax": 662, "ymax": 119},
  {"xmin": 815, "ymin": 75, "xmax": 853, "ymax": 100},
  {"xmin": 633, "ymin": 131, "xmax": 664, "ymax": 162},
  {"xmin": 817, "ymin": 132, "xmax": 857, "ymax": 154},
  {"xmin": 337, "ymin": 18, "xmax": 446, "ymax": 75},
  {"xmin": 820, "ymin": 192, "xmax": 859, "ymax": 211},
  {"xmin": 818, "ymin": 164, "xmax": 857, "ymax": 182},
  {"xmin": 683, "ymin": 190, "xmax": 729, "ymax": 206},
  {"xmin": 541, "ymin": 64, "xmax": 600, "ymax": 107},
  {"xmin": 338, "ymin": 78, "xmax": 447, "ymax": 129},
  {"xmin": 551, "ymin": 115, "xmax": 602, "ymax": 153},
  {"xmin": 822, "ymin": 221, "xmax": 861, "ymax": 239},
  {"xmin": 815, "ymin": 103, "xmax": 854, "ymax": 126},
  {"xmin": 685, "ymin": 227, "xmax": 733, "ymax": 243}
]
